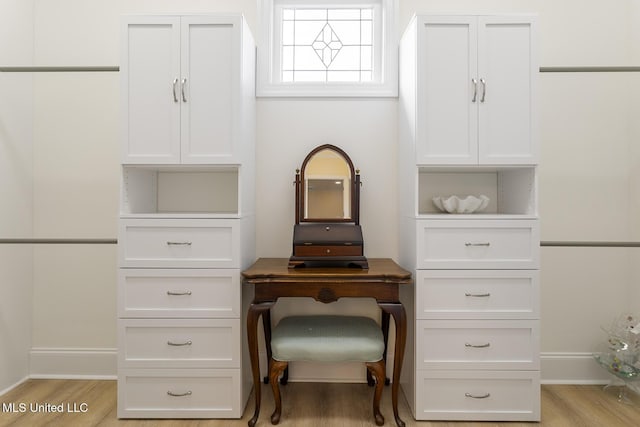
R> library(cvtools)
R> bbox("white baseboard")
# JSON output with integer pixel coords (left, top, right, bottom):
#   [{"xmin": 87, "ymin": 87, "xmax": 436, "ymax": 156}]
[
  {"xmin": 0, "ymin": 376, "xmax": 29, "ymax": 397},
  {"xmin": 541, "ymin": 352, "xmax": 611, "ymax": 384},
  {"xmin": 29, "ymin": 348, "xmax": 117, "ymax": 379},
  {"xmin": 23, "ymin": 349, "xmax": 615, "ymax": 385}
]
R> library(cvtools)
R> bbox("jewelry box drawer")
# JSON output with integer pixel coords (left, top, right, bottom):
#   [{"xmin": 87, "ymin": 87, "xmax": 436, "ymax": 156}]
[
  {"xmin": 293, "ymin": 244, "xmax": 363, "ymax": 257},
  {"xmin": 118, "ymin": 269, "xmax": 240, "ymax": 318},
  {"xmin": 118, "ymin": 319, "xmax": 240, "ymax": 368},
  {"xmin": 415, "ymin": 370, "xmax": 540, "ymax": 421},
  {"xmin": 117, "ymin": 368, "xmax": 242, "ymax": 419},
  {"xmin": 415, "ymin": 270, "xmax": 539, "ymax": 320},
  {"xmin": 416, "ymin": 320, "xmax": 539, "ymax": 370},
  {"xmin": 416, "ymin": 219, "xmax": 539, "ymax": 269},
  {"xmin": 118, "ymin": 219, "xmax": 239, "ymax": 268}
]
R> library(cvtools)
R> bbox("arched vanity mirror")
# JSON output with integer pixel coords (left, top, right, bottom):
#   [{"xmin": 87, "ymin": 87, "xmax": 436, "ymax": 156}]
[
  {"xmin": 298, "ymin": 144, "xmax": 358, "ymax": 223},
  {"xmin": 289, "ymin": 144, "xmax": 367, "ymax": 269}
]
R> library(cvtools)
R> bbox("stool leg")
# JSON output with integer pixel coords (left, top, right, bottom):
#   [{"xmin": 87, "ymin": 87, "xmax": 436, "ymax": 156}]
[
  {"xmin": 269, "ymin": 359, "xmax": 288, "ymax": 425},
  {"xmin": 366, "ymin": 360, "xmax": 386, "ymax": 426}
]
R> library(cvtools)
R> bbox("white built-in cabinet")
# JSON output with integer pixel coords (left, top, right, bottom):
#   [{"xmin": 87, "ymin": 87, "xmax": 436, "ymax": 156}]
[
  {"xmin": 398, "ymin": 15, "xmax": 540, "ymax": 421},
  {"xmin": 415, "ymin": 15, "xmax": 537, "ymax": 165},
  {"xmin": 117, "ymin": 15, "xmax": 255, "ymax": 419},
  {"xmin": 121, "ymin": 15, "xmax": 246, "ymax": 164}
]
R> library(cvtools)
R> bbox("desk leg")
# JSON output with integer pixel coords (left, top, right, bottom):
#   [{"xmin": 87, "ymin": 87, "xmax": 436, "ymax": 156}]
[
  {"xmin": 379, "ymin": 303, "xmax": 407, "ymax": 427},
  {"xmin": 262, "ymin": 308, "xmax": 272, "ymax": 384},
  {"xmin": 381, "ymin": 311, "xmax": 391, "ymax": 385},
  {"xmin": 247, "ymin": 301, "xmax": 274, "ymax": 427}
]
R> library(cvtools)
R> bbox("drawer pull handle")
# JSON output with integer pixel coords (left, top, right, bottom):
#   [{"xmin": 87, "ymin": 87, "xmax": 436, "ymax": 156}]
[
  {"xmin": 465, "ymin": 292, "xmax": 491, "ymax": 298},
  {"xmin": 167, "ymin": 340, "xmax": 192, "ymax": 346},
  {"xmin": 465, "ymin": 392, "xmax": 490, "ymax": 399},
  {"xmin": 167, "ymin": 241, "xmax": 192, "ymax": 246},
  {"xmin": 326, "ymin": 249, "xmax": 331, "ymax": 254},
  {"xmin": 167, "ymin": 390, "xmax": 192, "ymax": 397},
  {"xmin": 465, "ymin": 242, "xmax": 490, "ymax": 247},
  {"xmin": 167, "ymin": 291, "xmax": 192, "ymax": 296},
  {"xmin": 465, "ymin": 342, "xmax": 491, "ymax": 348}
]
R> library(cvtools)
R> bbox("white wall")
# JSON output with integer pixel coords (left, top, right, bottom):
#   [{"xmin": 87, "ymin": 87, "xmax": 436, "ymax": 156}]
[
  {"xmin": 0, "ymin": 0, "xmax": 636, "ymax": 384},
  {"xmin": 0, "ymin": 0, "xmax": 34, "ymax": 393}
]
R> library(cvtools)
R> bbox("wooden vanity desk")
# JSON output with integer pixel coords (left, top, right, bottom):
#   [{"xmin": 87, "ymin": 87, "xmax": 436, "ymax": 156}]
[{"xmin": 242, "ymin": 257, "xmax": 411, "ymax": 427}]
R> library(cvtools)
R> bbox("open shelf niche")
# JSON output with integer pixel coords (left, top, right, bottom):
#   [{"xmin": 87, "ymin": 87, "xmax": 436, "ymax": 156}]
[
  {"xmin": 417, "ymin": 166, "xmax": 537, "ymax": 217},
  {"xmin": 121, "ymin": 165, "xmax": 240, "ymax": 217}
]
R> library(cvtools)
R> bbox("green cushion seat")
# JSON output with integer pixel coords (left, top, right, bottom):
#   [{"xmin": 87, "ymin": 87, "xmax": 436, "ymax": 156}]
[{"xmin": 271, "ymin": 315, "xmax": 385, "ymax": 363}]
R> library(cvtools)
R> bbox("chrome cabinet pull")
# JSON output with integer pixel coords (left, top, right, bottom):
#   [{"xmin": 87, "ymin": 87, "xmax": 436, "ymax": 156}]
[
  {"xmin": 167, "ymin": 241, "xmax": 192, "ymax": 246},
  {"xmin": 465, "ymin": 342, "xmax": 491, "ymax": 348},
  {"xmin": 465, "ymin": 392, "xmax": 490, "ymax": 399},
  {"xmin": 465, "ymin": 292, "xmax": 491, "ymax": 297},
  {"xmin": 465, "ymin": 242, "xmax": 490, "ymax": 247},
  {"xmin": 167, "ymin": 390, "xmax": 192, "ymax": 397},
  {"xmin": 167, "ymin": 340, "xmax": 192, "ymax": 346},
  {"xmin": 480, "ymin": 78, "xmax": 486, "ymax": 102},
  {"xmin": 471, "ymin": 78, "xmax": 478, "ymax": 102},
  {"xmin": 172, "ymin": 78, "xmax": 179, "ymax": 102},
  {"xmin": 167, "ymin": 290, "xmax": 192, "ymax": 296},
  {"xmin": 181, "ymin": 78, "xmax": 187, "ymax": 102}
]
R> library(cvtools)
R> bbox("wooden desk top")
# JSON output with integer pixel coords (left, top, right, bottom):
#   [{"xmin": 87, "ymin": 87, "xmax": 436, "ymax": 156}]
[{"xmin": 242, "ymin": 258, "xmax": 412, "ymax": 284}]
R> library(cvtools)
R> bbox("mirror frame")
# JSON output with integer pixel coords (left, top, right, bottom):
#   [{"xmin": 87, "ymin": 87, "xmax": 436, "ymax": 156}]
[{"xmin": 295, "ymin": 144, "xmax": 360, "ymax": 224}]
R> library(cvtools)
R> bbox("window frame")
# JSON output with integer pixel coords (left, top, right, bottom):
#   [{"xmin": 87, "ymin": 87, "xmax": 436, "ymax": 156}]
[{"xmin": 257, "ymin": 0, "xmax": 398, "ymax": 97}]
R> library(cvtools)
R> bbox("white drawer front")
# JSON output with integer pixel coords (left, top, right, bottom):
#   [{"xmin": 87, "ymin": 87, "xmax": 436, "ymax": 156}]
[
  {"xmin": 416, "ymin": 320, "xmax": 539, "ymax": 370},
  {"xmin": 416, "ymin": 219, "xmax": 539, "ymax": 269},
  {"xmin": 118, "ymin": 269, "xmax": 240, "ymax": 318},
  {"xmin": 119, "ymin": 219, "xmax": 239, "ymax": 268},
  {"xmin": 117, "ymin": 368, "xmax": 242, "ymax": 419},
  {"xmin": 415, "ymin": 370, "xmax": 540, "ymax": 421},
  {"xmin": 118, "ymin": 319, "xmax": 240, "ymax": 368},
  {"xmin": 416, "ymin": 270, "xmax": 539, "ymax": 319}
]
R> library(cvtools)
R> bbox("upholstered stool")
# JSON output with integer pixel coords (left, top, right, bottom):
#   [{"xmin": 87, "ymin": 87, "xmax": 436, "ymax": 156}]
[{"xmin": 268, "ymin": 315, "xmax": 386, "ymax": 425}]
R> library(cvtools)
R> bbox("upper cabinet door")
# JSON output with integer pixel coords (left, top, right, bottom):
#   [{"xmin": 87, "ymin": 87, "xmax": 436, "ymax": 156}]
[
  {"xmin": 122, "ymin": 16, "xmax": 243, "ymax": 164},
  {"xmin": 180, "ymin": 17, "xmax": 238, "ymax": 164},
  {"xmin": 121, "ymin": 17, "xmax": 181, "ymax": 164},
  {"xmin": 417, "ymin": 16, "xmax": 478, "ymax": 165},
  {"xmin": 415, "ymin": 15, "xmax": 537, "ymax": 166},
  {"xmin": 478, "ymin": 17, "xmax": 537, "ymax": 165}
]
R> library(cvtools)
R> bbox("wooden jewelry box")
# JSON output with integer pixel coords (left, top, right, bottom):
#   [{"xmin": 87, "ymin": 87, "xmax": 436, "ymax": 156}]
[{"xmin": 288, "ymin": 144, "xmax": 368, "ymax": 269}]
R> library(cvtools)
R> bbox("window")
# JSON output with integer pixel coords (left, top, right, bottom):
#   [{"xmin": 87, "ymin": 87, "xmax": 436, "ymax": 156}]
[{"xmin": 257, "ymin": 0, "xmax": 397, "ymax": 97}]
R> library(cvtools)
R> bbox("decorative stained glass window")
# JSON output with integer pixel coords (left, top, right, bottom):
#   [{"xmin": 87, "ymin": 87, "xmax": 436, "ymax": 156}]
[
  {"xmin": 281, "ymin": 8, "xmax": 374, "ymax": 83},
  {"xmin": 258, "ymin": 0, "xmax": 397, "ymax": 97}
]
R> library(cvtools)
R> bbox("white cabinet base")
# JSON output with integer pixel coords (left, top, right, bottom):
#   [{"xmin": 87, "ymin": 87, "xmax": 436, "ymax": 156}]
[
  {"xmin": 117, "ymin": 368, "xmax": 245, "ymax": 419},
  {"xmin": 415, "ymin": 370, "xmax": 540, "ymax": 421}
]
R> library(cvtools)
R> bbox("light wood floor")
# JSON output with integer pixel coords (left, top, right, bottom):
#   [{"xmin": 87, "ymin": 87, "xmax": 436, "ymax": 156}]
[{"xmin": 1, "ymin": 380, "xmax": 640, "ymax": 426}]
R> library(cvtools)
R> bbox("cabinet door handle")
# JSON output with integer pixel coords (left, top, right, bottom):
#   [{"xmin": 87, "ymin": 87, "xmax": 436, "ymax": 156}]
[
  {"xmin": 181, "ymin": 78, "xmax": 187, "ymax": 102},
  {"xmin": 167, "ymin": 290, "xmax": 192, "ymax": 296},
  {"xmin": 167, "ymin": 390, "xmax": 192, "ymax": 397},
  {"xmin": 480, "ymin": 78, "xmax": 486, "ymax": 102},
  {"xmin": 465, "ymin": 292, "xmax": 491, "ymax": 297},
  {"xmin": 172, "ymin": 78, "xmax": 179, "ymax": 102},
  {"xmin": 471, "ymin": 78, "xmax": 478, "ymax": 102},
  {"xmin": 166, "ymin": 241, "xmax": 192, "ymax": 246},
  {"xmin": 465, "ymin": 392, "xmax": 491, "ymax": 399},
  {"xmin": 167, "ymin": 340, "xmax": 192, "ymax": 346},
  {"xmin": 465, "ymin": 242, "xmax": 490, "ymax": 247},
  {"xmin": 465, "ymin": 342, "xmax": 491, "ymax": 348}
]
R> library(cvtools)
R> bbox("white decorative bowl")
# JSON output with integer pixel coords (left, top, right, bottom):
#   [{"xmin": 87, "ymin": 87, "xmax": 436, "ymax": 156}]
[{"xmin": 432, "ymin": 195, "xmax": 490, "ymax": 214}]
